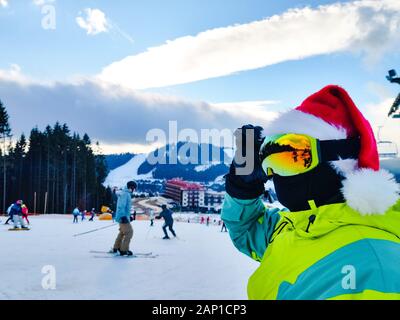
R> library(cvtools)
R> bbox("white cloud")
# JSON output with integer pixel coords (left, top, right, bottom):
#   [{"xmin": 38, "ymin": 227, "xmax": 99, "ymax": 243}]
[
  {"xmin": 0, "ymin": 66, "xmax": 274, "ymax": 153},
  {"xmin": 32, "ymin": 0, "xmax": 55, "ymax": 6},
  {"xmin": 98, "ymin": 0, "xmax": 400, "ymax": 90},
  {"xmin": 0, "ymin": 0, "xmax": 8, "ymax": 8},
  {"xmin": 76, "ymin": 8, "xmax": 109, "ymax": 35},
  {"xmin": 364, "ymin": 97, "xmax": 400, "ymax": 152}
]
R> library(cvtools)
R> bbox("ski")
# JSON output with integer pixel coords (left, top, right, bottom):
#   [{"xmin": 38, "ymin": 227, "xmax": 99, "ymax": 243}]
[
  {"xmin": 153, "ymin": 236, "xmax": 185, "ymax": 242},
  {"xmin": 89, "ymin": 250, "xmax": 153, "ymax": 256},
  {"xmin": 93, "ymin": 254, "xmax": 158, "ymax": 259},
  {"xmin": 8, "ymin": 228, "xmax": 30, "ymax": 231}
]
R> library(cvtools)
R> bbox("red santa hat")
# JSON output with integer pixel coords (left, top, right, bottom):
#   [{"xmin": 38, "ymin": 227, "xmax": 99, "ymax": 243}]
[{"xmin": 263, "ymin": 85, "xmax": 399, "ymax": 215}]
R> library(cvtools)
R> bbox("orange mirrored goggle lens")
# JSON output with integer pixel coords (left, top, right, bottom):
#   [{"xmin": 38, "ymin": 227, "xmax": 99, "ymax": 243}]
[{"xmin": 260, "ymin": 134, "xmax": 318, "ymax": 176}]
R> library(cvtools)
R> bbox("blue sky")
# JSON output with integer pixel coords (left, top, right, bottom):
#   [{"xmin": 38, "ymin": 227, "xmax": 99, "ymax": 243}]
[{"xmin": 0, "ymin": 0, "xmax": 399, "ymax": 153}]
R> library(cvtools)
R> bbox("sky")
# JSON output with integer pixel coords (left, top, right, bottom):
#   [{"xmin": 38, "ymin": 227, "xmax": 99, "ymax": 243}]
[{"xmin": 0, "ymin": 0, "xmax": 399, "ymax": 154}]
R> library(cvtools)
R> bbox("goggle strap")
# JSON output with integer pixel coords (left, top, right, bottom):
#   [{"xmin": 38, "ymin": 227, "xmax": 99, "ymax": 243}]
[{"xmin": 319, "ymin": 137, "xmax": 360, "ymax": 162}]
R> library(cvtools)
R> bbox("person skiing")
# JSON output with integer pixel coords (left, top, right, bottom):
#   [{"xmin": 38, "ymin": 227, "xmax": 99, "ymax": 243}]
[
  {"xmin": 72, "ymin": 207, "xmax": 80, "ymax": 224},
  {"xmin": 222, "ymin": 85, "xmax": 400, "ymax": 300},
  {"xmin": 21, "ymin": 204, "xmax": 30, "ymax": 225},
  {"xmin": 149, "ymin": 208, "xmax": 155, "ymax": 227},
  {"xmin": 220, "ymin": 221, "xmax": 227, "ymax": 232},
  {"xmin": 4, "ymin": 203, "xmax": 14, "ymax": 225},
  {"xmin": 110, "ymin": 181, "xmax": 137, "ymax": 256},
  {"xmin": 89, "ymin": 208, "xmax": 96, "ymax": 221},
  {"xmin": 10, "ymin": 200, "xmax": 28, "ymax": 230},
  {"xmin": 81, "ymin": 210, "xmax": 86, "ymax": 221},
  {"xmin": 156, "ymin": 204, "xmax": 176, "ymax": 239}
]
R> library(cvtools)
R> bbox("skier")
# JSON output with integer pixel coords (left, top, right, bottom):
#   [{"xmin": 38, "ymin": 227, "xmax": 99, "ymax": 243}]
[
  {"xmin": 222, "ymin": 85, "xmax": 400, "ymax": 300},
  {"xmin": 220, "ymin": 221, "xmax": 227, "ymax": 232},
  {"xmin": 4, "ymin": 203, "xmax": 14, "ymax": 225},
  {"xmin": 149, "ymin": 208, "xmax": 155, "ymax": 227},
  {"xmin": 10, "ymin": 200, "xmax": 28, "ymax": 230},
  {"xmin": 72, "ymin": 207, "xmax": 80, "ymax": 223},
  {"xmin": 110, "ymin": 181, "xmax": 137, "ymax": 256},
  {"xmin": 89, "ymin": 208, "xmax": 96, "ymax": 221},
  {"xmin": 156, "ymin": 204, "xmax": 176, "ymax": 239},
  {"xmin": 206, "ymin": 216, "xmax": 210, "ymax": 226},
  {"xmin": 21, "ymin": 204, "xmax": 30, "ymax": 225},
  {"xmin": 81, "ymin": 210, "xmax": 86, "ymax": 221}
]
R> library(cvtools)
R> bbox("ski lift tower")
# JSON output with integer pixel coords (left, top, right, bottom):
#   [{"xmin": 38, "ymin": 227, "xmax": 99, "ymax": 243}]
[{"xmin": 386, "ymin": 69, "xmax": 400, "ymax": 118}]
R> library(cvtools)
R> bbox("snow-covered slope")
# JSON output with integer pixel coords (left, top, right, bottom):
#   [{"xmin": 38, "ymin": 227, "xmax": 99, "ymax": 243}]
[
  {"xmin": 0, "ymin": 215, "xmax": 257, "ymax": 299},
  {"xmin": 104, "ymin": 153, "xmax": 154, "ymax": 187},
  {"xmin": 104, "ymin": 143, "xmax": 231, "ymax": 187}
]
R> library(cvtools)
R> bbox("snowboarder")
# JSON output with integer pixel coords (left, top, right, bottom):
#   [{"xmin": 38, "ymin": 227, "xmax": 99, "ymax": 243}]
[
  {"xmin": 89, "ymin": 208, "xmax": 96, "ymax": 221},
  {"xmin": 222, "ymin": 85, "xmax": 400, "ymax": 300},
  {"xmin": 72, "ymin": 207, "xmax": 80, "ymax": 223},
  {"xmin": 149, "ymin": 209, "xmax": 155, "ymax": 227},
  {"xmin": 111, "ymin": 181, "xmax": 137, "ymax": 256},
  {"xmin": 10, "ymin": 200, "xmax": 28, "ymax": 230},
  {"xmin": 156, "ymin": 204, "xmax": 176, "ymax": 239},
  {"xmin": 21, "ymin": 204, "xmax": 30, "ymax": 225}
]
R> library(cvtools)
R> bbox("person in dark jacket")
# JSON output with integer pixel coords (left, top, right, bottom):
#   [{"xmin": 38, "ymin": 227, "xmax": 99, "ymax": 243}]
[{"xmin": 156, "ymin": 204, "xmax": 176, "ymax": 239}]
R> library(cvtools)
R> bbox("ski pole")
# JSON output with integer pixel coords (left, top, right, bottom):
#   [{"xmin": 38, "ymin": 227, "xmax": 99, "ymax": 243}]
[{"xmin": 73, "ymin": 223, "xmax": 118, "ymax": 237}]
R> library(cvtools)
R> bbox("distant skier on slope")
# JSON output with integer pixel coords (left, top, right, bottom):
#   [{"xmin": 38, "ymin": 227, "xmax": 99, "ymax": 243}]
[
  {"xmin": 110, "ymin": 181, "xmax": 137, "ymax": 256},
  {"xmin": 89, "ymin": 208, "xmax": 96, "ymax": 221},
  {"xmin": 72, "ymin": 207, "xmax": 80, "ymax": 223},
  {"xmin": 156, "ymin": 204, "xmax": 176, "ymax": 239},
  {"xmin": 149, "ymin": 208, "xmax": 155, "ymax": 227},
  {"xmin": 21, "ymin": 204, "xmax": 30, "ymax": 225},
  {"xmin": 4, "ymin": 203, "xmax": 14, "ymax": 225},
  {"xmin": 10, "ymin": 200, "xmax": 29, "ymax": 230},
  {"xmin": 221, "ymin": 221, "xmax": 227, "ymax": 232}
]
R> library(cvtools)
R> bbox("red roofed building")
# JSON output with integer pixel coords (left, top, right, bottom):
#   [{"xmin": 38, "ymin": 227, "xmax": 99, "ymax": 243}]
[{"xmin": 164, "ymin": 179, "xmax": 205, "ymax": 209}]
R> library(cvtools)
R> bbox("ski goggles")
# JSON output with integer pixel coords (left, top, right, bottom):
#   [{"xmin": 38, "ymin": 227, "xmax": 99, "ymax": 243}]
[{"xmin": 259, "ymin": 133, "xmax": 360, "ymax": 177}]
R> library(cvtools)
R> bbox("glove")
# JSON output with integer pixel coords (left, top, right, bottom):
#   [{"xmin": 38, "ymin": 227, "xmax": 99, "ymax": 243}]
[
  {"xmin": 120, "ymin": 216, "xmax": 129, "ymax": 224},
  {"xmin": 155, "ymin": 216, "xmax": 162, "ymax": 220},
  {"xmin": 225, "ymin": 124, "xmax": 269, "ymax": 199}
]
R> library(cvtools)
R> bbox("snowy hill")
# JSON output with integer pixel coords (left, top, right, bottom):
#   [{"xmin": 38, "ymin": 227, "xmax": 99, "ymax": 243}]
[
  {"xmin": 0, "ymin": 216, "xmax": 257, "ymax": 299},
  {"xmin": 105, "ymin": 153, "xmax": 135, "ymax": 171},
  {"xmin": 104, "ymin": 142, "xmax": 231, "ymax": 187}
]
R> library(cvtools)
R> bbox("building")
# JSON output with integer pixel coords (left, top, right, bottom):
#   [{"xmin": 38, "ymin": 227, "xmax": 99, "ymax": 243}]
[
  {"xmin": 204, "ymin": 190, "xmax": 225, "ymax": 213},
  {"xmin": 164, "ymin": 179, "xmax": 205, "ymax": 209}
]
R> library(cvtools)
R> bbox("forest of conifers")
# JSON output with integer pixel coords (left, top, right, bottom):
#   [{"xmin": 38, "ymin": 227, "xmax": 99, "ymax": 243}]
[{"xmin": 0, "ymin": 99, "xmax": 113, "ymax": 214}]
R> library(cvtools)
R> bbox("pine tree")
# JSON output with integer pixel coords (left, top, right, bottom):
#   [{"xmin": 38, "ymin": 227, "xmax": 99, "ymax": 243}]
[{"xmin": 0, "ymin": 100, "xmax": 11, "ymax": 213}]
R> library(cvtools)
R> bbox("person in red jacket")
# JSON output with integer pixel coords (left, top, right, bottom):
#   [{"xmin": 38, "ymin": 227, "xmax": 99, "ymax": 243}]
[{"xmin": 21, "ymin": 204, "xmax": 30, "ymax": 225}]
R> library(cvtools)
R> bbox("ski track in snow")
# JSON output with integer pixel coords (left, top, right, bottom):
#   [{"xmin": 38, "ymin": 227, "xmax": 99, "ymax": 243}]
[{"xmin": 0, "ymin": 215, "xmax": 258, "ymax": 300}]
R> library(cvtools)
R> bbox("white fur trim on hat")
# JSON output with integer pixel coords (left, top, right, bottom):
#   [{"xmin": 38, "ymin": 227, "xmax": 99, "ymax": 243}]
[
  {"xmin": 341, "ymin": 169, "xmax": 400, "ymax": 215},
  {"xmin": 263, "ymin": 110, "xmax": 347, "ymax": 140}
]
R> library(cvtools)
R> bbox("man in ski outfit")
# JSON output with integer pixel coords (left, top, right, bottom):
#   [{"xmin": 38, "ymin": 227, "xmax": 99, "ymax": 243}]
[
  {"xmin": 111, "ymin": 181, "xmax": 137, "ymax": 256},
  {"xmin": 222, "ymin": 85, "xmax": 400, "ymax": 300},
  {"xmin": 156, "ymin": 204, "xmax": 176, "ymax": 239}
]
